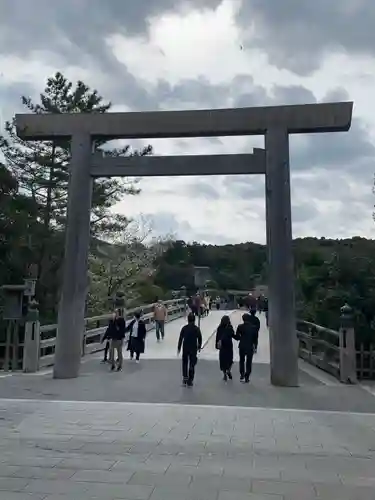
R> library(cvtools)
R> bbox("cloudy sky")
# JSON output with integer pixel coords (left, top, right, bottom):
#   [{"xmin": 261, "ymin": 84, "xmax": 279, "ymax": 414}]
[{"xmin": 1, "ymin": 0, "xmax": 375, "ymax": 245}]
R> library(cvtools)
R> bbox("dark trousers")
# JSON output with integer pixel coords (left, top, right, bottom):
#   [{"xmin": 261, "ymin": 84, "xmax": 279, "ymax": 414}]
[
  {"xmin": 182, "ymin": 351, "xmax": 197, "ymax": 382},
  {"xmin": 155, "ymin": 320, "xmax": 165, "ymax": 340},
  {"xmin": 104, "ymin": 340, "xmax": 110, "ymax": 360},
  {"xmin": 239, "ymin": 349, "xmax": 254, "ymax": 380},
  {"xmin": 129, "ymin": 337, "xmax": 142, "ymax": 361},
  {"xmin": 130, "ymin": 349, "xmax": 140, "ymax": 361}
]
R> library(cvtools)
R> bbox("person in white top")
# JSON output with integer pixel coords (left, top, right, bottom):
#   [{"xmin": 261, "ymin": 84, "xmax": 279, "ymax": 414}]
[{"xmin": 126, "ymin": 311, "xmax": 147, "ymax": 363}]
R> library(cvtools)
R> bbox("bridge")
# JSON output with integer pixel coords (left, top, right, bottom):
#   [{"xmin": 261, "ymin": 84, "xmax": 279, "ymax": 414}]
[{"xmin": 0, "ymin": 300, "xmax": 374, "ymax": 499}]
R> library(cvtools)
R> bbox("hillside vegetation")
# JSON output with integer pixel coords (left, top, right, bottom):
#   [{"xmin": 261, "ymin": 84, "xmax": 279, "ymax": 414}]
[{"xmin": 154, "ymin": 237, "xmax": 375, "ymax": 345}]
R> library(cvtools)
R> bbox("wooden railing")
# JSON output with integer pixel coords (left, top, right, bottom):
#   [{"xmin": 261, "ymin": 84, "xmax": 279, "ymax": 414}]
[
  {"xmin": 0, "ymin": 298, "xmax": 186, "ymax": 372},
  {"xmin": 356, "ymin": 344, "xmax": 375, "ymax": 380},
  {"xmin": 297, "ymin": 320, "xmax": 341, "ymax": 379},
  {"xmin": 38, "ymin": 298, "xmax": 186, "ymax": 369}
]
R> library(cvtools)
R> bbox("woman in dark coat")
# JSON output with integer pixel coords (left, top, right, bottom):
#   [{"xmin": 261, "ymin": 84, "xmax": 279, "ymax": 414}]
[
  {"xmin": 215, "ymin": 315, "xmax": 236, "ymax": 381},
  {"xmin": 126, "ymin": 311, "xmax": 147, "ymax": 362}
]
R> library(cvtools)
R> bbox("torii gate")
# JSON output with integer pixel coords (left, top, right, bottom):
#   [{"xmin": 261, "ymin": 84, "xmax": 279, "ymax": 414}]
[{"xmin": 15, "ymin": 101, "xmax": 353, "ymax": 386}]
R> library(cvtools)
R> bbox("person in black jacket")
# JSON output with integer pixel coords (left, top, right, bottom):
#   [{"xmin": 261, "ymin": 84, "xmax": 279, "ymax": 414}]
[
  {"xmin": 126, "ymin": 311, "xmax": 147, "ymax": 363},
  {"xmin": 235, "ymin": 311, "xmax": 260, "ymax": 383},
  {"xmin": 215, "ymin": 315, "xmax": 236, "ymax": 381},
  {"xmin": 102, "ymin": 310, "xmax": 126, "ymax": 371},
  {"xmin": 177, "ymin": 312, "xmax": 202, "ymax": 387},
  {"xmin": 263, "ymin": 297, "xmax": 269, "ymax": 327},
  {"xmin": 101, "ymin": 312, "xmax": 119, "ymax": 364}
]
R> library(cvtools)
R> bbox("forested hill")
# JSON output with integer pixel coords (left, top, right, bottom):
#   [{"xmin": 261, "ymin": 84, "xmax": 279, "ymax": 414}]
[
  {"xmin": 154, "ymin": 237, "xmax": 375, "ymax": 343},
  {"xmin": 154, "ymin": 240, "xmax": 267, "ymax": 292}
]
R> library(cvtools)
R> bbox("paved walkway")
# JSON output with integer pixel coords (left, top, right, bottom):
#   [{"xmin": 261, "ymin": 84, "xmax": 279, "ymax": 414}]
[
  {"xmin": 0, "ymin": 310, "xmax": 374, "ymax": 498},
  {"xmin": 140, "ymin": 310, "xmax": 235, "ymax": 359},
  {"xmin": 0, "ymin": 400, "xmax": 374, "ymax": 499}
]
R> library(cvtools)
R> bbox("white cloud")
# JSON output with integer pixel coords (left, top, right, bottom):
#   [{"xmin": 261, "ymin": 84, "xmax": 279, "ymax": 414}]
[
  {"xmin": 0, "ymin": 52, "xmax": 94, "ymax": 90},
  {"xmin": 106, "ymin": 0, "xmax": 256, "ymax": 87},
  {"xmin": 1, "ymin": 0, "xmax": 375, "ymax": 245}
]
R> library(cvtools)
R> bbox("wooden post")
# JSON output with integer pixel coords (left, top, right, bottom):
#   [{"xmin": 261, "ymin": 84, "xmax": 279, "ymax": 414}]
[
  {"xmin": 53, "ymin": 134, "xmax": 93, "ymax": 379},
  {"xmin": 265, "ymin": 128, "xmax": 298, "ymax": 387}
]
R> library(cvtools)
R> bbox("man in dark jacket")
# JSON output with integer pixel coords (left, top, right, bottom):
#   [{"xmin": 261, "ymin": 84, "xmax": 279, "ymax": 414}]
[
  {"xmin": 235, "ymin": 311, "xmax": 260, "ymax": 383},
  {"xmin": 263, "ymin": 297, "xmax": 269, "ymax": 327},
  {"xmin": 102, "ymin": 310, "xmax": 126, "ymax": 371},
  {"xmin": 177, "ymin": 312, "xmax": 202, "ymax": 387}
]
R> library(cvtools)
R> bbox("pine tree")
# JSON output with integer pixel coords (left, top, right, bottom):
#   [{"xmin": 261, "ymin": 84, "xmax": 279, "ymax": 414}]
[
  {"xmin": 0, "ymin": 72, "xmax": 152, "ymax": 317},
  {"xmin": 0, "ymin": 163, "xmax": 39, "ymax": 284}
]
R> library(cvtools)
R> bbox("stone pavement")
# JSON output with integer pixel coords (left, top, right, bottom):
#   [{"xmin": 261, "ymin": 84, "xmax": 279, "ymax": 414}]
[
  {"xmin": 0, "ymin": 310, "xmax": 375, "ymax": 498},
  {"xmin": 0, "ymin": 400, "xmax": 374, "ymax": 499}
]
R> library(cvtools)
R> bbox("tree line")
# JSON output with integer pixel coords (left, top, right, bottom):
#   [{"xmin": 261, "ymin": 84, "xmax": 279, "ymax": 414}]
[{"xmin": 153, "ymin": 237, "xmax": 375, "ymax": 345}]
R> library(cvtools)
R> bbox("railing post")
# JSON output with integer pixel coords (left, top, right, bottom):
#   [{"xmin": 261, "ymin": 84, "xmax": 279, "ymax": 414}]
[
  {"xmin": 339, "ymin": 303, "xmax": 357, "ymax": 384},
  {"xmin": 23, "ymin": 299, "xmax": 40, "ymax": 373}
]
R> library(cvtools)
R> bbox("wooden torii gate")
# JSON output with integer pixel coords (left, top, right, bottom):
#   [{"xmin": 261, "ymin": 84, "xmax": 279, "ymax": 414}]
[{"xmin": 15, "ymin": 101, "xmax": 353, "ymax": 386}]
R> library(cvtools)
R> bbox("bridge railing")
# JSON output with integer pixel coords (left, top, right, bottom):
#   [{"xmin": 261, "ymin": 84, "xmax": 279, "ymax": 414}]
[
  {"xmin": 296, "ymin": 303, "xmax": 357, "ymax": 383},
  {"xmin": 37, "ymin": 298, "xmax": 186, "ymax": 369},
  {"xmin": 296, "ymin": 320, "xmax": 341, "ymax": 379}
]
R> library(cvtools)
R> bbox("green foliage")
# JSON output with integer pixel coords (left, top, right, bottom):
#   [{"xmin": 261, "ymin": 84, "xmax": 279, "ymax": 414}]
[
  {"xmin": 0, "ymin": 163, "xmax": 39, "ymax": 284},
  {"xmin": 0, "ymin": 72, "xmax": 152, "ymax": 321},
  {"xmin": 154, "ymin": 239, "xmax": 267, "ymax": 292},
  {"xmin": 155, "ymin": 237, "xmax": 375, "ymax": 345},
  {"xmin": 0, "ymin": 72, "xmax": 151, "ymax": 237}
]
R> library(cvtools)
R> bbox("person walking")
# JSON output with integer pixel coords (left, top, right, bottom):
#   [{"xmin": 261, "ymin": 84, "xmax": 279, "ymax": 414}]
[
  {"xmin": 205, "ymin": 295, "xmax": 210, "ymax": 314},
  {"xmin": 101, "ymin": 309, "xmax": 125, "ymax": 371},
  {"xmin": 235, "ymin": 311, "xmax": 260, "ymax": 383},
  {"xmin": 177, "ymin": 312, "xmax": 202, "ymax": 387},
  {"xmin": 246, "ymin": 293, "xmax": 257, "ymax": 312},
  {"xmin": 264, "ymin": 297, "xmax": 269, "ymax": 327},
  {"xmin": 101, "ymin": 311, "xmax": 122, "ymax": 364},
  {"xmin": 187, "ymin": 296, "xmax": 193, "ymax": 313},
  {"xmin": 201, "ymin": 295, "xmax": 207, "ymax": 317},
  {"xmin": 192, "ymin": 293, "xmax": 201, "ymax": 317},
  {"xmin": 215, "ymin": 296, "xmax": 221, "ymax": 310},
  {"xmin": 153, "ymin": 299, "xmax": 167, "ymax": 341},
  {"xmin": 249, "ymin": 307, "xmax": 261, "ymax": 353},
  {"xmin": 215, "ymin": 315, "xmax": 236, "ymax": 381},
  {"xmin": 126, "ymin": 311, "xmax": 147, "ymax": 363}
]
